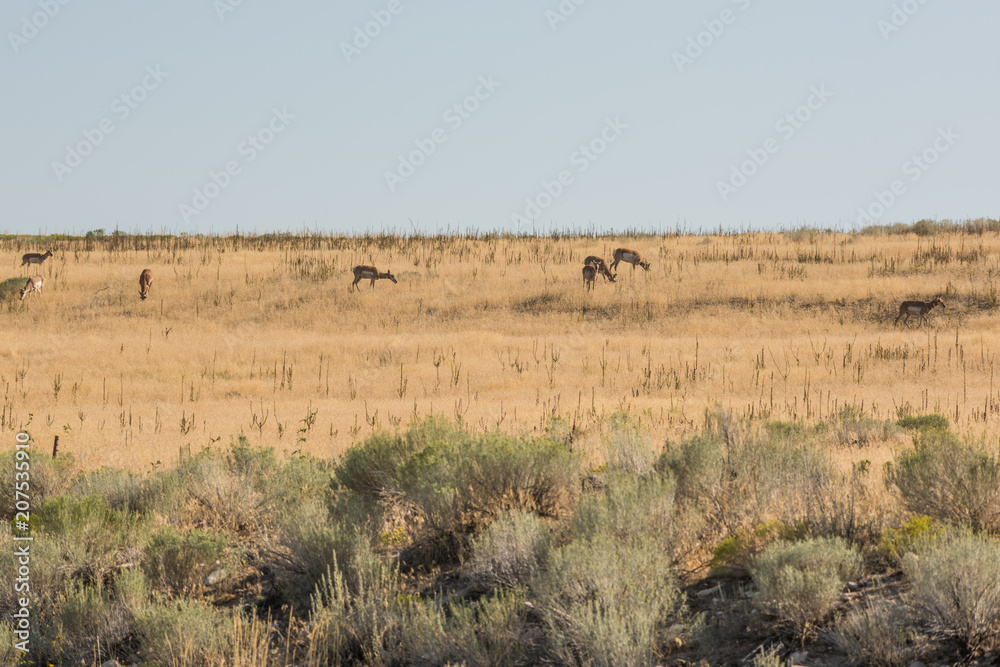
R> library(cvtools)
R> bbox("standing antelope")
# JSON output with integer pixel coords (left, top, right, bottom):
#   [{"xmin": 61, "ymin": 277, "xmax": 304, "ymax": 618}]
[
  {"xmin": 139, "ymin": 269, "xmax": 153, "ymax": 300},
  {"xmin": 21, "ymin": 250, "xmax": 53, "ymax": 267},
  {"xmin": 610, "ymin": 248, "xmax": 650, "ymax": 272},
  {"xmin": 582, "ymin": 264, "xmax": 597, "ymax": 291},
  {"xmin": 894, "ymin": 298, "xmax": 945, "ymax": 327},
  {"xmin": 19, "ymin": 275, "xmax": 44, "ymax": 300},
  {"xmin": 583, "ymin": 256, "xmax": 616, "ymax": 282},
  {"xmin": 352, "ymin": 265, "xmax": 397, "ymax": 291}
]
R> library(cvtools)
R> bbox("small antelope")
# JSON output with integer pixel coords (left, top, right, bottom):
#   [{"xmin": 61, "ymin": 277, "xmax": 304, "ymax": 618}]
[
  {"xmin": 583, "ymin": 256, "xmax": 616, "ymax": 282},
  {"xmin": 582, "ymin": 264, "xmax": 597, "ymax": 291},
  {"xmin": 139, "ymin": 269, "xmax": 153, "ymax": 300},
  {"xmin": 352, "ymin": 265, "xmax": 397, "ymax": 291},
  {"xmin": 895, "ymin": 298, "xmax": 945, "ymax": 327},
  {"xmin": 21, "ymin": 250, "xmax": 53, "ymax": 267},
  {"xmin": 610, "ymin": 248, "xmax": 650, "ymax": 272},
  {"xmin": 19, "ymin": 275, "xmax": 44, "ymax": 300}
]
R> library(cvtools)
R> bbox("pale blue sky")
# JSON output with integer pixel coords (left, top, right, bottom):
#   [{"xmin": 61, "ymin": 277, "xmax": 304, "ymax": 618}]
[{"xmin": 2, "ymin": 1, "xmax": 996, "ymax": 235}]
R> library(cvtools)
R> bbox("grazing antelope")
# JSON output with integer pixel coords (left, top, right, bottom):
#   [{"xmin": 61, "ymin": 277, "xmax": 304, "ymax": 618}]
[
  {"xmin": 582, "ymin": 264, "xmax": 597, "ymax": 291},
  {"xmin": 19, "ymin": 275, "xmax": 44, "ymax": 300},
  {"xmin": 583, "ymin": 256, "xmax": 616, "ymax": 282},
  {"xmin": 139, "ymin": 269, "xmax": 153, "ymax": 300},
  {"xmin": 21, "ymin": 250, "xmax": 53, "ymax": 267},
  {"xmin": 610, "ymin": 248, "xmax": 650, "ymax": 272},
  {"xmin": 894, "ymin": 298, "xmax": 945, "ymax": 327},
  {"xmin": 352, "ymin": 265, "xmax": 397, "ymax": 291}
]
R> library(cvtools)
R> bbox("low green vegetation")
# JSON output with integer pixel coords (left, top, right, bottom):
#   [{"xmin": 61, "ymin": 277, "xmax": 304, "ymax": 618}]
[{"xmin": 1, "ymin": 412, "xmax": 998, "ymax": 665}]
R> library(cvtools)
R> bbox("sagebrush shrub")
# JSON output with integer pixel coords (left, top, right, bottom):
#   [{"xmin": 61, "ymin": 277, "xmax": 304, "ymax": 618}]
[
  {"xmin": 887, "ymin": 429, "xmax": 1000, "ymax": 533},
  {"xmin": 136, "ymin": 600, "xmax": 235, "ymax": 667},
  {"xmin": 903, "ymin": 533, "xmax": 1000, "ymax": 654},
  {"xmin": 659, "ymin": 412, "xmax": 846, "ymax": 542},
  {"xmin": 398, "ymin": 430, "xmax": 579, "ymax": 559},
  {"xmin": 467, "ymin": 509, "xmax": 552, "ymax": 590},
  {"xmin": 751, "ymin": 537, "xmax": 861, "ymax": 635},
  {"xmin": 829, "ymin": 599, "xmax": 927, "ymax": 667},
  {"xmin": 829, "ymin": 404, "xmax": 898, "ymax": 447},
  {"xmin": 34, "ymin": 493, "xmax": 149, "ymax": 585},
  {"xmin": 535, "ymin": 534, "xmax": 680, "ymax": 667},
  {"xmin": 142, "ymin": 526, "xmax": 227, "ymax": 593},
  {"xmin": 603, "ymin": 411, "xmax": 656, "ymax": 475}
]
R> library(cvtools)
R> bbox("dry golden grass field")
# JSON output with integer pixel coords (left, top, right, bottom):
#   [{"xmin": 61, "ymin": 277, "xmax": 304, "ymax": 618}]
[{"xmin": 3, "ymin": 224, "xmax": 1000, "ymax": 472}]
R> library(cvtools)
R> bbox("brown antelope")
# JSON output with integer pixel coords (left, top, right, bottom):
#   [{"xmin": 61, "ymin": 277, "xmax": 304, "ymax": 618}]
[
  {"xmin": 583, "ymin": 256, "xmax": 616, "ymax": 282},
  {"xmin": 582, "ymin": 264, "xmax": 597, "ymax": 291},
  {"xmin": 21, "ymin": 250, "xmax": 53, "ymax": 267},
  {"xmin": 352, "ymin": 265, "xmax": 397, "ymax": 291},
  {"xmin": 610, "ymin": 248, "xmax": 650, "ymax": 272},
  {"xmin": 139, "ymin": 269, "xmax": 153, "ymax": 300},
  {"xmin": 894, "ymin": 298, "xmax": 945, "ymax": 327},
  {"xmin": 19, "ymin": 275, "xmax": 44, "ymax": 300}
]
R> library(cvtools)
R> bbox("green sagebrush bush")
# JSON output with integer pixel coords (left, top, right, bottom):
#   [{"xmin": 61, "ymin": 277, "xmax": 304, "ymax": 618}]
[
  {"xmin": 142, "ymin": 526, "xmax": 227, "ymax": 594},
  {"xmin": 466, "ymin": 509, "xmax": 553, "ymax": 590},
  {"xmin": 886, "ymin": 429, "xmax": 1000, "ymax": 533},
  {"xmin": 903, "ymin": 532, "xmax": 1000, "ymax": 654},
  {"xmin": 750, "ymin": 537, "xmax": 861, "ymax": 636},
  {"xmin": 136, "ymin": 599, "xmax": 235, "ymax": 666},
  {"xmin": 335, "ymin": 416, "xmax": 465, "ymax": 499},
  {"xmin": 658, "ymin": 410, "xmax": 854, "ymax": 543},
  {"xmin": 829, "ymin": 599, "xmax": 928, "ymax": 667},
  {"xmin": 535, "ymin": 534, "xmax": 681, "ymax": 667},
  {"xmin": 397, "ymin": 429, "xmax": 579, "ymax": 562}
]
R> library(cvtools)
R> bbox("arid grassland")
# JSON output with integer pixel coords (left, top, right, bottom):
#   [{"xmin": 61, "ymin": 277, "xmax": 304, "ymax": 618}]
[
  {"xmin": 4, "ymin": 224, "xmax": 1000, "ymax": 471},
  {"xmin": 3, "ymin": 223, "xmax": 1000, "ymax": 666}
]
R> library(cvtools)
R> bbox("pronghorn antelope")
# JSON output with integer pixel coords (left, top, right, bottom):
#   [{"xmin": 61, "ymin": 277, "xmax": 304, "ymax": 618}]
[
  {"xmin": 139, "ymin": 269, "xmax": 153, "ymax": 300},
  {"xmin": 894, "ymin": 298, "xmax": 945, "ymax": 327},
  {"xmin": 582, "ymin": 264, "xmax": 597, "ymax": 291},
  {"xmin": 21, "ymin": 250, "xmax": 53, "ymax": 267},
  {"xmin": 19, "ymin": 275, "xmax": 44, "ymax": 300},
  {"xmin": 583, "ymin": 256, "xmax": 616, "ymax": 282},
  {"xmin": 352, "ymin": 265, "xmax": 397, "ymax": 291},
  {"xmin": 610, "ymin": 247, "xmax": 650, "ymax": 272}
]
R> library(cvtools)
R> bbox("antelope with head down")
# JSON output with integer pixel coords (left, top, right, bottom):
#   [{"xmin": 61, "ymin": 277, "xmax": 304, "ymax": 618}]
[
  {"xmin": 352, "ymin": 265, "xmax": 397, "ymax": 291},
  {"xmin": 139, "ymin": 269, "xmax": 153, "ymax": 300},
  {"xmin": 19, "ymin": 275, "xmax": 44, "ymax": 300},
  {"xmin": 610, "ymin": 248, "xmax": 650, "ymax": 272},
  {"xmin": 583, "ymin": 256, "xmax": 616, "ymax": 283}
]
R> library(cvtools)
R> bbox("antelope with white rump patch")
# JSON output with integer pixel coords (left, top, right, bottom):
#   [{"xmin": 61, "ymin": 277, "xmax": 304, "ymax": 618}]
[
  {"xmin": 583, "ymin": 256, "xmax": 616, "ymax": 283},
  {"xmin": 610, "ymin": 248, "xmax": 650, "ymax": 272},
  {"xmin": 894, "ymin": 298, "xmax": 945, "ymax": 328},
  {"xmin": 352, "ymin": 265, "xmax": 397, "ymax": 291},
  {"xmin": 19, "ymin": 275, "xmax": 44, "ymax": 300},
  {"xmin": 21, "ymin": 250, "xmax": 53, "ymax": 267},
  {"xmin": 139, "ymin": 269, "xmax": 153, "ymax": 300}
]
